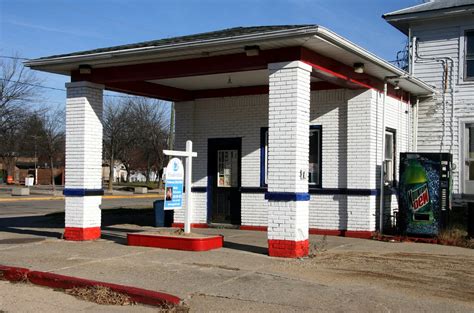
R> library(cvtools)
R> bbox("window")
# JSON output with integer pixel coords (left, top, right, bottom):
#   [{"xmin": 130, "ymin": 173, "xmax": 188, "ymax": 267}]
[
  {"xmin": 309, "ymin": 126, "xmax": 322, "ymax": 187},
  {"xmin": 260, "ymin": 127, "xmax": 269, "ymax": 186},
  {"xmin": 217, "ymin": 150, "xmax": 238, "ymax": 188},
  {"xmin": 465, "ymin": 31, "xmax": 474, "ymax": 80},
  {"xmin": 260, "ymin": 125, "xmax": 322, "ymax": 187},
  {"xmin": 384, "ymin": 129, "xmax": 396, "ymax": 185}
]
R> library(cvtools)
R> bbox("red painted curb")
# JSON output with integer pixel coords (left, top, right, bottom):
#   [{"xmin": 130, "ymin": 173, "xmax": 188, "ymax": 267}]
[
  {"xmin": 0, "ymin": 265, "xmax": 181, "ymax": 306},
  {"xmin": 309, "ymin": 228, "xmax": 374, "ymax": 239},
  {"xmin": 128, "ymin": 233, "xmax": 223, "ymax": 251},
  {"xmin": 0, "ymin": 265, "xmax": 29, "ymax": 282},
  {"xmin": 238, "ymin": 226, "xmax": 374, "ymax": 239},
  {"xmin": 171, "ymin": 223, "xmax": 209, "ymax": 229},
  {"xmin": 28, "ymin": 271, "xmax": 180, "ymax": 306},
  {"xmin": 240, "ymin": 225, "xmax": 267, "ymax": 231}
]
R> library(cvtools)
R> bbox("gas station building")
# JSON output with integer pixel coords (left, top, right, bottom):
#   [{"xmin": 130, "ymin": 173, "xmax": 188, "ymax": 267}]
[{"xmin": 26, "ymin": 25, "xmax": 435, "ymax": 257}]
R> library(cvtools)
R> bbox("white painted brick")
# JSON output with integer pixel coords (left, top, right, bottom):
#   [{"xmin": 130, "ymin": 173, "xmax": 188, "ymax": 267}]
[
  {"xmin": 173, "ymin": 85, "xmax": 410, "ymax": 232},
  {"xmin": 64, "ymin": 82, "xmax": 103, "ymax": 229}
]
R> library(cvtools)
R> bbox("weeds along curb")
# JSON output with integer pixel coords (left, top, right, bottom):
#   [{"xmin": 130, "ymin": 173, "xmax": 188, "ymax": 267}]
[{"xmin": 0, "ymin": 265, "xmax": 181, "ymax": 306}]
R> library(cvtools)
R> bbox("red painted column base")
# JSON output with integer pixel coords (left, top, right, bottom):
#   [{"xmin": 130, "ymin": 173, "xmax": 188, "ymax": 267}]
[
  {"xmin": 268, "ymin": 239, "xmax": 309, "ymax": 258},
  {"xmin": 64, "ymin": 227, "xmax": 101, "ymax": 241}
]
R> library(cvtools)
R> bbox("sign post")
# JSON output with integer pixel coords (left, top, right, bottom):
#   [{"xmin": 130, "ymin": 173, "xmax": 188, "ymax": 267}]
[{"xmin": 163, "ymin": 140, "xmax": 197, "ymax": 234}]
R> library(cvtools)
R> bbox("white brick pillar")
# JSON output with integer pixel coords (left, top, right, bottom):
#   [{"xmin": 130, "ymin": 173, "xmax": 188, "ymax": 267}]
[
  {"xmin": 265, "ymin": 61, "xmax": 312, "ymax": 258},
  {"xmin": 64, "ymin": 81, "xmax": 104, "ymax": 241}
]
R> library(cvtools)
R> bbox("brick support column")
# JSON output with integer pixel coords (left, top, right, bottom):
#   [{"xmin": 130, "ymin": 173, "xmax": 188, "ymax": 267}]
[
  {"xmin": 64, "ymin": 81, "xmax": 104, "ymax": 241},
  {"xmin": 265, "ymin": 61, "xmax": 312, "ymax": 258}
]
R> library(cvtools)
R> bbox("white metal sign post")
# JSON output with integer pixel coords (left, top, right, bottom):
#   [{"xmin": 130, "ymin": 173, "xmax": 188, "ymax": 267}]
[{"xmin": 163, "ymin": 140, "xmax": 197, "ymax": 234}]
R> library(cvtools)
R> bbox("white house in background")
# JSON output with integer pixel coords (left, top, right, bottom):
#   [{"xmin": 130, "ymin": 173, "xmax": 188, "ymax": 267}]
[
  {"xmin": 128, "ymin": 171, "xmax": 159, "ymax": 183},
  {"xmin": 384, "ymin": 0, "xmax": 474, "ymax": 203},
  {"xmin": 102, "ymin": 161, "xmax": 127, "ymax": 183},
  {"xmin": 26, "ymin": 25, "xmax": 434, "ymax": 256}
]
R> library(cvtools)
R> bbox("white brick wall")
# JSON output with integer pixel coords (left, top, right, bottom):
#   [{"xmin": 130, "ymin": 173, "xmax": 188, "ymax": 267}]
[
  {"xmin": 267, "ymin": 61, "xmax": 311, "ymax": 242},
  {"xmin": 65, "ymin": 196, "xmax": 101, "ymax": 228},
  {"xmin": 64, "ymin": 81, "xmax": 104, "ymax": 229},
  {"xmin": 173, "ymin": 86, "xmax": 410, "ymax": 232},
  {"xmin": 65, "ymin": 82, "xmax": 104, "ymax": 190},
  {"xmin": 173, "ymin": 192, "xmax": 207, "ymax": 224},
  {"xmin": 242, "ymin": 193, "xmax": 269, "ymax": 226}
]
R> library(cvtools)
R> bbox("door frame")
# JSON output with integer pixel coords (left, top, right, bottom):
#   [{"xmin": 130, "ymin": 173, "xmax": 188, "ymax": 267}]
[
  {"xmin": 459, "ymin": 119, "xmax": 474, "ymax": 195},
  {"xmin": 207, "ymin": 137, "xmax": 242, "ymax": 224}
]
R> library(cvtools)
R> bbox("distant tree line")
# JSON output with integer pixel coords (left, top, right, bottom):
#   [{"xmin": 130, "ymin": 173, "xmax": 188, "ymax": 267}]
[
  {"xmin": 0, "ymin": 55, "xmax": 65, "ymax": 189},
  {"xmin": 103, "ymin": 97, "xmax": 169, "ymax": 190},
  {"xmin": 1, "ymin": 54, "xmax": 170, "ymax": 189}
]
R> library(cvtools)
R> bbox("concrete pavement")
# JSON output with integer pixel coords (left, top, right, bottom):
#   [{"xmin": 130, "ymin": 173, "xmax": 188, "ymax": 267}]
[
  {"xmin": 0, "ymin": 200, "xmax": 473, "ymax": 312},
  {"xmin": 1, "ymin": 211, "xmax": 473, "ymax": 312},
  {"xmin": 0, "ymin": 280, "xmax": 157, "ymax": 312}
]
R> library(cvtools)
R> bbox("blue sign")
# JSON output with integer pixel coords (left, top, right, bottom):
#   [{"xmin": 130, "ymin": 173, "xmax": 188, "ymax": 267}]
[{"xmin": 164, "ymin": 158, "xmax": 184, "ymax": 210}]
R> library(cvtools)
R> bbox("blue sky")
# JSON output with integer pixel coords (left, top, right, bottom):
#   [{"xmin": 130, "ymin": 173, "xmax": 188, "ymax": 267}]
[{"xmin": 0, "ymin": 0, "xmax": 421, "ymax": 108}]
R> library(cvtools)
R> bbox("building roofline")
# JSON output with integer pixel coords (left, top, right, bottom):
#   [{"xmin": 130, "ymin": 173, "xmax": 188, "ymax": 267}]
[
  {"xmin": 383, "ymin": 3, "xmax": 474, "ymax": 34},
  {"xmin": 24, "ymin": 25, "xmax": 436, "ymax": 96}
]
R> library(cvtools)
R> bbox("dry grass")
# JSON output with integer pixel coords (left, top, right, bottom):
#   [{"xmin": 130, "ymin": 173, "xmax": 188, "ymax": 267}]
[
  {"xmin": 156, "ymin": 303, "xmax": 190, "ymax": 313},
  {"xmin": 65, "ymin": 286, "xmax": 135, "ymax": 306},
  {"xmin": 308, "ymin": 235, "xmax": 328, "ymax": 258},
  {"xmin": 438, "ymin": 227, "xmax": 474, "ymax": 249},
  {"xmin": 65, "ymin": 285, "xmax": 190, "ymax": 311}
]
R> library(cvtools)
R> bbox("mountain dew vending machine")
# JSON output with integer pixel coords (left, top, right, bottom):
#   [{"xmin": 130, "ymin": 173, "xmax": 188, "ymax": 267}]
[{"xmin": 399, "ymin": 153, "xmax": 452, "ymax": 236}]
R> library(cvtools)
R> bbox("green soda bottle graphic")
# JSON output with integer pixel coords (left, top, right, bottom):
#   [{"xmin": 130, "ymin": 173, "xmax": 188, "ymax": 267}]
[{"xmin": 404, "ymin": 159, "xmax": 433, "ymax": 223}]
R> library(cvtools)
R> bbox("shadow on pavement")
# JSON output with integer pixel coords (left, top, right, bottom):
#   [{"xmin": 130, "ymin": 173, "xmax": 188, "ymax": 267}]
[
  {"xmin": 0, "ymin": 208, "xmax": 154, "ymax": 241},
  {"xmin": 223, "ymin": 241, "xmax": 268, "ymax": 255},
  {"xmin": 0, "ymin": 208, "xmax": 268, "ymax": 256}
]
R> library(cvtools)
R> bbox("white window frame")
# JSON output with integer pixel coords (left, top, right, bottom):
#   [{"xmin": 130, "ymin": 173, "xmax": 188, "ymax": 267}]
[
  {"xmin": 458, "ymin": 27, "xmax": 474, "ymax": 84},
  {"xmin": 384, "ymin": 129, "xmax": 396, "ymax": 186},
  {"xmin": 308, "ymin": 126, "xmax": 322, "ymax": 187}
]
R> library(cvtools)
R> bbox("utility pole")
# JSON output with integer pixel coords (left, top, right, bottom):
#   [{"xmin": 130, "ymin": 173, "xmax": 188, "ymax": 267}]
[
  {"xmin": 168, "ymin": 102, "xmax": 175, "ymax": 151},
  {"xmin": 31, "ymin": 135, "xmax": 38, "ymax": 185}
]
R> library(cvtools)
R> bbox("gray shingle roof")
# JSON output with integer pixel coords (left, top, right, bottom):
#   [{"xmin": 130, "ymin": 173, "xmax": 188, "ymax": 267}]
[
  {"xmin": 35, "ymin": 25, "xmax": 316, "ymax": 60},
  {"xmin": 384, "ymin": 0, "xmax": 474, "ymax": 17}
]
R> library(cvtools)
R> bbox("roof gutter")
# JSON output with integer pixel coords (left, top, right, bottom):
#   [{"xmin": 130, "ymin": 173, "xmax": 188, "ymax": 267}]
[
  {"xmin": 24, "ymin": 27, "xmax": 320, "ymax": 67},
  {"xmin": 313, "ymin": 26, "xmax": 436, "ymax": 95}
]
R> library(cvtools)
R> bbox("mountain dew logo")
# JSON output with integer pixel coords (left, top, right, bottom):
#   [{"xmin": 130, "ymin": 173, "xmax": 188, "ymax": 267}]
[{"xmin": 408, "ymin": 183, "xmax": 430, "ymax": 211}]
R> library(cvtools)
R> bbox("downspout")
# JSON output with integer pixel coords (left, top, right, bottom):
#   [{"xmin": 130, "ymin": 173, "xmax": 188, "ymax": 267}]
[{"xmin": 379, "ymin": 81, "xmax": 388, "ymax": 233}]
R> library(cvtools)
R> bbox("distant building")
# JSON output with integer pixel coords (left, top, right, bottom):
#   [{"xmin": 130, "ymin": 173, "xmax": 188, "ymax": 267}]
[{"xmin": 102, "ymin": 161, "xmax": 127, "ymax": 183}]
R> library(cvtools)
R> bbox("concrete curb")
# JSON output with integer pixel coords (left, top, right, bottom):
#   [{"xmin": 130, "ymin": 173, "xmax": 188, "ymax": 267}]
[{"xmin": 0, "ymin": 265, "xmax": 181, "ymax": 306}]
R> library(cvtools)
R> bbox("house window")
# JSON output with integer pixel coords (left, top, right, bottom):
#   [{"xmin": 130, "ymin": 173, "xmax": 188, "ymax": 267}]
[
  {"xmin": 260, "ymin": 125, "xmax": 322, "ymax": 187},
  {"xmin": 466, "ymin": 30, "xmax": 474, "ymax": 80},
  {"xmin": 384, "ymin": 129, "xmax": 396, "ymax": 185},
  {"xmin": 309, "ymin": 126, "xmax": 322, "ymax": 187},
  {"xmin": 260, "ymin": 127, "xmax": 269, "ymax": 186}
]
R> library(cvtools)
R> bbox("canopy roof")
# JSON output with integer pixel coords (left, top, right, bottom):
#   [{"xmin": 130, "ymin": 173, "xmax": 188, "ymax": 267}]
[{"xmin": 25, "ymin": 25, "xmax": 436, "ymax": 97}]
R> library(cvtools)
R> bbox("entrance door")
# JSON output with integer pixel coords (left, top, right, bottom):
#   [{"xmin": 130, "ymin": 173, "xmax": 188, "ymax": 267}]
[
  {"xmin": 208, "ymin": 138, "xmax": 241, "ymax": 225},
  {"xmin": 464, "ymin": 124, "xmax": 474, "ymax": 195}
]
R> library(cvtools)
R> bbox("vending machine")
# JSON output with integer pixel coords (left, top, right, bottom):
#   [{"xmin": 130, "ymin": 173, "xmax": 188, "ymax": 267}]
[{"xmin": 398, "ymin": 153, "xmax": 452, "ymax": 236}]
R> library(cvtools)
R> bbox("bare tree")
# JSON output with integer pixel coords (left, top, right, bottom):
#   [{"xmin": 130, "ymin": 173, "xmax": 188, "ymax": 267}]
[
  {"xmin": 38, "ymin": 108, "xmax": 65, "ymax": 191},
  {"xmin": 128, "ymin": 97, "xmax": 168, "ymax": 183},
  {"xmin": 103, "ymin": 99, "xmax": 132, "ymax": 191},
  {"xmin": 0, "ymin": 55, "xmax": 39, "ymax": 178}
]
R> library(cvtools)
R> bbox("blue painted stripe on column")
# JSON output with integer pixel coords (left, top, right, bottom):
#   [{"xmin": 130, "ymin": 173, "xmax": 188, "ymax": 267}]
[
  {"xmin": 63, "ymin": 189, "xmax": 104, "ymax": 196},
  {"xmin": 264, "ymin": 192, "xmax": 310, "ymax": 201}
]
